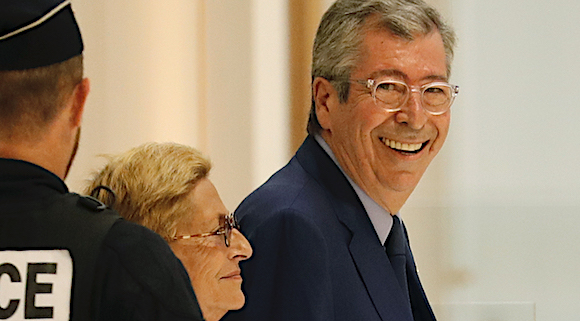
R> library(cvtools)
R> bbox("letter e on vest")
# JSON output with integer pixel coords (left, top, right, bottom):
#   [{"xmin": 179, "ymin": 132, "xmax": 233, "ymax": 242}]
[{"xmin": 0, "ymin": 250, "xmax": 73, "ymax": 320}]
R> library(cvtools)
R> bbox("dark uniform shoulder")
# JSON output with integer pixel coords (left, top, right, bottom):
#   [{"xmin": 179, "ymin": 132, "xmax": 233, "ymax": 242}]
[
  {"xmin": 0, "ymin": 191, "xmax": 124, "ymax": 320},
  {"xmin": 95, "ymin": 220, "xmax": 204, "ymax": 320},
  {"xmin": 45, "ymin": 192, "xmax": 120, "ymax": 236},
  {"xmin": 77, "ymin": 194, "xmax": 108, "ymax": 212}
]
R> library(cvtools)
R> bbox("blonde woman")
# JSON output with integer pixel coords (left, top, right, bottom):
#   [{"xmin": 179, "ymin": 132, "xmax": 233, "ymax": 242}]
[{"xmin": 86, "ymin": 142, "xmax": 252, "ymax": 321}]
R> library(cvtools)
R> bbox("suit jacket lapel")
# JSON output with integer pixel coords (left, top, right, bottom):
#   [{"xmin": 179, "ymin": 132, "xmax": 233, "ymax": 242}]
[
  {"xmin": 296, "ymin": 136, "xmax": 414, "ymax": 321},
  {"xmin": 348, "ymin": 231, "xmax": 414, "ymax": 321}
]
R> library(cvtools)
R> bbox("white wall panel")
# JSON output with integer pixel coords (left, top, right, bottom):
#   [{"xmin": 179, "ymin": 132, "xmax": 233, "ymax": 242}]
[
  {"xmin": 251, "ymin": 0, "xmax": 290, "ymax": 188},
  {"xmin": 205, "ymin": 0, "xmax": 290, "ymax": 210}
]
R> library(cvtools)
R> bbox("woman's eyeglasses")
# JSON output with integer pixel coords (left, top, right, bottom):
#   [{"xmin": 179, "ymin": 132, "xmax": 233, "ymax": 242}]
[{"xmin": 172, "ymin": 212, "xmax": 241, "ymax": 247}]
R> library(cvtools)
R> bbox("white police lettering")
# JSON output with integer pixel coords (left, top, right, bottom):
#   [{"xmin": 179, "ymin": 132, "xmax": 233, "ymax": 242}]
[{"xmin": 0, "ymin": 250, "xmax": 72, "ymax": 320}]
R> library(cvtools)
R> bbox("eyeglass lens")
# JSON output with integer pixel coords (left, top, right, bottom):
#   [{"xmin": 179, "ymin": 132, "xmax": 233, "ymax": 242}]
[
  {"xmin": 374, "ymin": 81, "xmax": 455, "ymax": 113},
  {"xmin": 223, "ymin": 214, "xmax": 240, "ymax": 247}
]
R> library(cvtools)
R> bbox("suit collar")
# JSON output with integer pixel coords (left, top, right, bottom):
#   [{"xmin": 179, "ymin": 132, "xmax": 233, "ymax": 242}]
[
  {"xmin": 295, "ymin": 136, "xmax": 414, "ymax": 321},
  {"xmin": 296, "ymin": 136, "xmax": 364, "ymax": 229},
  {"xmin": 313, "ymin": 134, "xmax": 394, "ymax": 245}
]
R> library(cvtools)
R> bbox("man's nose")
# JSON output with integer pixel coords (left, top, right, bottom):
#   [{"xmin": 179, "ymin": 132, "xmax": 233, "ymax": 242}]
[{"xmin": 395, "ymin": 90, "xmax": 428, "ymax": 129}]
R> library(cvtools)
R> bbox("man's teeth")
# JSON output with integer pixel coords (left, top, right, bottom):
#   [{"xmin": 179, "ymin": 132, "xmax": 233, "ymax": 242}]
[{"xmin": 382, "ymin": 138, "xmax": 423, "ymax": 152}]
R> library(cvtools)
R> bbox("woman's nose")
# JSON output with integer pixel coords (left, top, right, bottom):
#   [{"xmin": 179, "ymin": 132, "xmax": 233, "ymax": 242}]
[{"xmin": 228, "ymin": 228, "xmax": 253, "ymax": 260}]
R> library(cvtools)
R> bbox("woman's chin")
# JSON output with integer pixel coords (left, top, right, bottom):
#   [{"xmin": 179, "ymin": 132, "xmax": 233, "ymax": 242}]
[{"xmin": 229, "ymin": 291, "xmax": 246, "ymax": 310}]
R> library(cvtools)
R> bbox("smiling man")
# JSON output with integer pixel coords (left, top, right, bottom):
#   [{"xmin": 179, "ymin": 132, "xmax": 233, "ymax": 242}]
[{"xmin": 222, "ymin": 1, "xmax": 457, "ymax": 321}]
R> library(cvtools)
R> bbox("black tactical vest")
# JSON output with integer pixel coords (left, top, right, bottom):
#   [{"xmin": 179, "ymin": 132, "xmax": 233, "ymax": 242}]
[{"xmin": 0, "ymin": 159, "xmax": 120, "ymax": 320}]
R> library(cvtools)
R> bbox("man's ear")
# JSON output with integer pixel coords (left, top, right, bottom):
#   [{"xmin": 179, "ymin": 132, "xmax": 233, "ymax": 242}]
[
  {"xmin": 312, "ymin": 77, "xmax": 338, "ymax": 131},
  {"xmin": 69, "ymin": 78, "xmax": 90, "ymax": 127}
]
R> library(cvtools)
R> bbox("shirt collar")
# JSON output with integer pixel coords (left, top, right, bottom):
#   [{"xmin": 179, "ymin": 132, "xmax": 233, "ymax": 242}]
[{"xmin": 314, "ymin": 135, "xmax": 394, "ymax": 245}]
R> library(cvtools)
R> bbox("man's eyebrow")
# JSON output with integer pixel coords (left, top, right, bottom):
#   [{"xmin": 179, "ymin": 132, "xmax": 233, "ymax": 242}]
[
  {"xmin": 367, "ymin": 69, "xmax": 448, "ymax": 82},
  {"xmin": 423, "ymin": 74, "xmax": 448, "ymax": 82},
  {"xmin": 368, "ymin": 69, "xmax": 406, "ymax": 79}
]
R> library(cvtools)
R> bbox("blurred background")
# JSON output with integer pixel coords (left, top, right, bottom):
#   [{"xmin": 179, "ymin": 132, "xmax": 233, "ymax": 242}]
[{"xmin": 69, "ymin": 0, "xmax": 580, "ymax": 320}]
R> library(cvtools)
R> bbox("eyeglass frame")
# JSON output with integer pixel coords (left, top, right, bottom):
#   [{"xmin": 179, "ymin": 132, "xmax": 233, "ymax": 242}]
[
  {"xmin": 352, "ymin": 78, "xmax": 459, "ymax": 115},
  {"xmin": 171, "ymin": 212, "xmax": 241, "ymax": 247}
]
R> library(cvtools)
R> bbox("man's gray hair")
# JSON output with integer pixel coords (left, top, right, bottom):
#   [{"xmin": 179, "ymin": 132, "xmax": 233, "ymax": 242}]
[{"xmin": 307, "ymin": 0, "xmax": 457, "ymax": 135}]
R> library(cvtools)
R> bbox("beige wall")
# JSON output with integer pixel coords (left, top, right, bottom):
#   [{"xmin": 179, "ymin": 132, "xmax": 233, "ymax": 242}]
[
  {"xmin": 205, "ymin": 0, "xmax": 291, "ymax": 210},
  {"xmin": 69, "ymin": 0, "xmax": 290, "ymax": 212},
  {"xmin": 68, "ymin": 0, "xmax": 205, "ymax": 191}
]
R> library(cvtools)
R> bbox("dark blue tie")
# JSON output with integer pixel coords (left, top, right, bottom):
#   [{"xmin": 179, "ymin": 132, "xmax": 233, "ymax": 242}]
[{"xmin": 385, "ymin": 215, "xmax": 410, "ymax": 302}]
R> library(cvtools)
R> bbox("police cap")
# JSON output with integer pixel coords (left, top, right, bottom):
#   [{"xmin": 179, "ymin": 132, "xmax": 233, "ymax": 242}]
[{"xmin": 0, "ymin": 0, "xmax": 84, "ymax": 71}]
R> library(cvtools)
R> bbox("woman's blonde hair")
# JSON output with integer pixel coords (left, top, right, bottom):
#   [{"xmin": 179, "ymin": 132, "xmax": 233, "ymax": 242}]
[{"xmin": 84, "ymin": 142, "xmax": 211, "ymax": 241}]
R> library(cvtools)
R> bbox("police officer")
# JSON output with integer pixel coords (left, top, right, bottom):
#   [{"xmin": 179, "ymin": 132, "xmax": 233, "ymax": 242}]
[{"xmin": 0, "ymin": 1, "xmax": 204, "ymax": 320}]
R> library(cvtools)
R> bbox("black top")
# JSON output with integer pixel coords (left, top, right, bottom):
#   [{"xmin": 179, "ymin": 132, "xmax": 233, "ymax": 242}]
[{"xmin": 0, "ymin": 158, "xmax": 204, "ymax": 320}]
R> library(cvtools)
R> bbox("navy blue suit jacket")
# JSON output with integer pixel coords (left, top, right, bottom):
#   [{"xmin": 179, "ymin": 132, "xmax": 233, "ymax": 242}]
[{"xmin": 223, "ymin": 136, "xmax": 436, "ymax": 321}]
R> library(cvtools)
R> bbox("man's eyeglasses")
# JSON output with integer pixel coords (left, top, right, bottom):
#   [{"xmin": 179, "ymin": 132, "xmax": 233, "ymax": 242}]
[
  {"xmin": 172, "ymin": 213, "xmax": 241, "ymax": 247},
  {"xmin": 353, "ymin": 78, "xmax": 459, "ymax": 115}
]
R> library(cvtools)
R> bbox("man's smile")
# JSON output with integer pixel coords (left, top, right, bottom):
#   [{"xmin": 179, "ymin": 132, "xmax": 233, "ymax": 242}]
[{"xmin": 380, "ymin": 137, "xmax": 428, "ymax": 154}]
